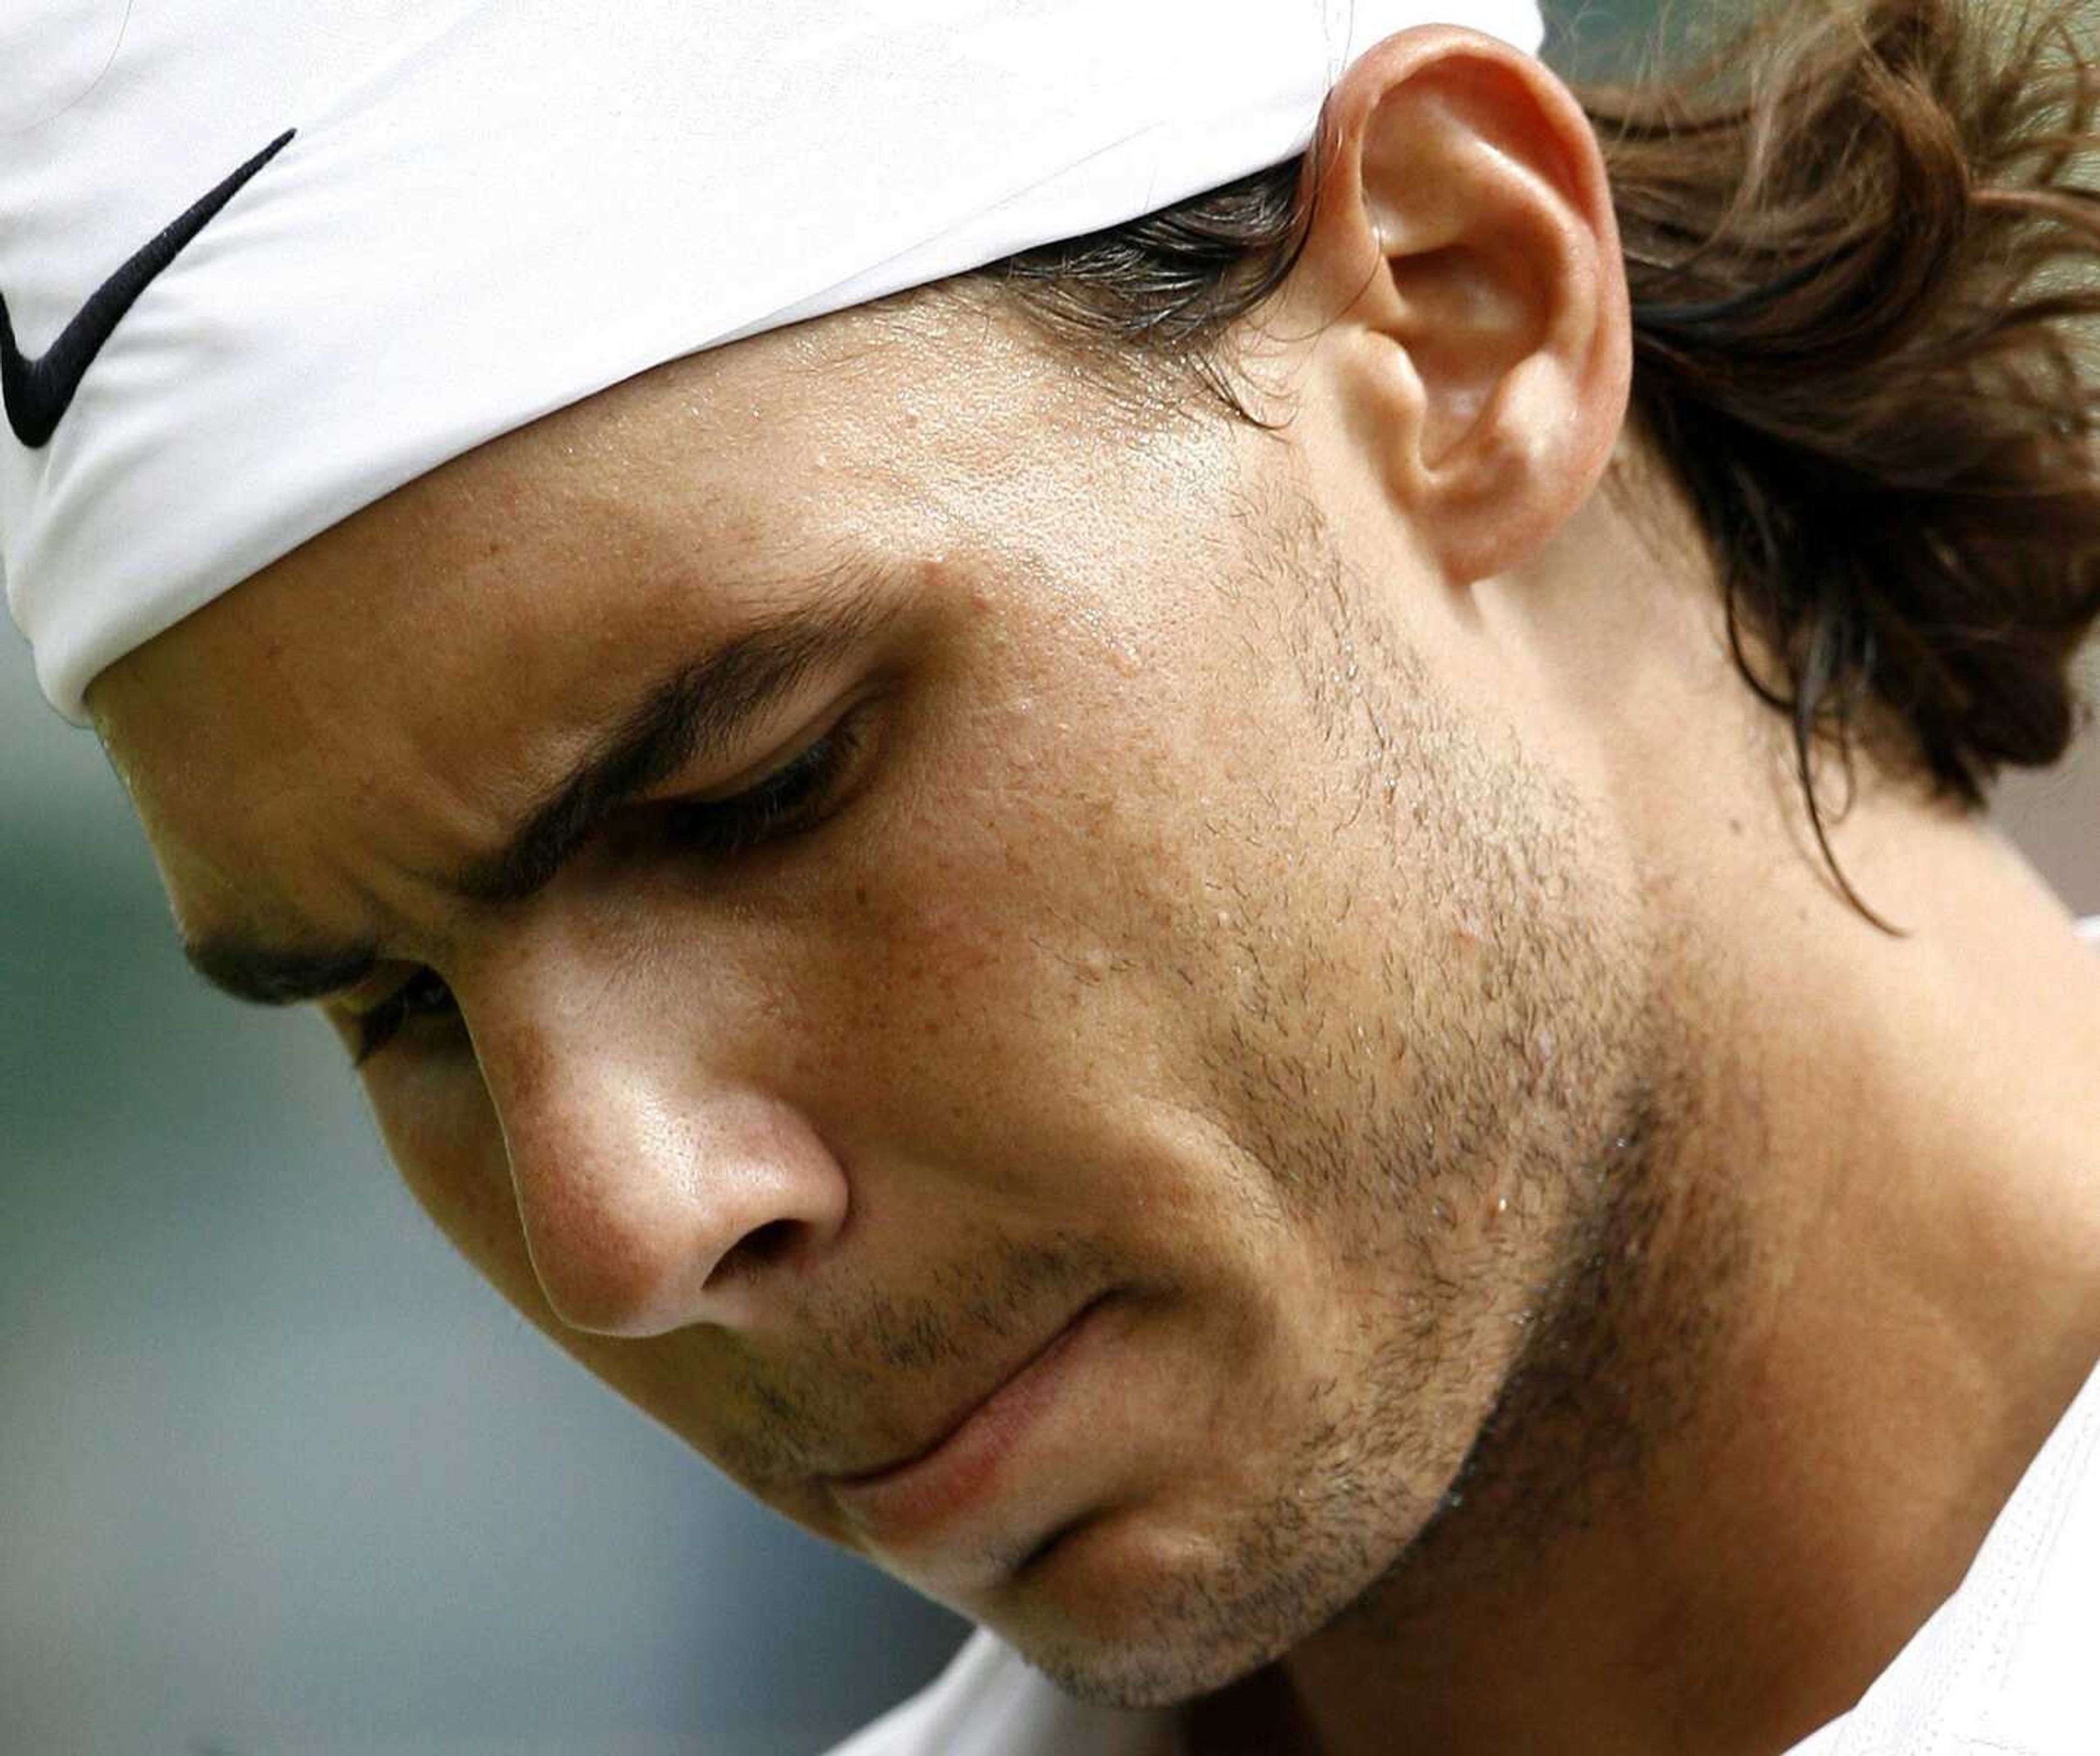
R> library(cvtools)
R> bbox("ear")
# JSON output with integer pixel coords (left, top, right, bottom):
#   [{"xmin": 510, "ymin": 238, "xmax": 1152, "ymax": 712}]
[{"xmin": 1275, "ymin": 26, "xmax": 1632, "ymax": 587}]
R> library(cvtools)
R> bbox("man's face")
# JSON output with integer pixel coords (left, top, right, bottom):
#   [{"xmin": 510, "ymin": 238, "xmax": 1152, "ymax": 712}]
[{"xmin": 93, "ymin": 291, "xmax": 1670, "ymax": 1705}]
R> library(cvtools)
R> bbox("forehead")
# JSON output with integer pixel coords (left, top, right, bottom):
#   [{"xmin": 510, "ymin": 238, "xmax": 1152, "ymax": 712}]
[
  {"xmin": 81, "ymin": 301, "xmax": 931, "ymax": 926},
  {"xmin": 91, "ymin": 284, "xmax": 1166, "ymax": 752},
  {"xmin": 85, "ymin": 290, "xmax": 1250, "ymax": 941}
]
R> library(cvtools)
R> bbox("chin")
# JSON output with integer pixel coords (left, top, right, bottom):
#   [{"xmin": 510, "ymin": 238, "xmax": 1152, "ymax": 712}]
[
  {"xmin": 1007, "ymin": 1609, "xmax": 1290, "ymax": 1713},
  {"xmin": 970, "ymin": 1492, "xmax": 1424, "ymax": 1711}
]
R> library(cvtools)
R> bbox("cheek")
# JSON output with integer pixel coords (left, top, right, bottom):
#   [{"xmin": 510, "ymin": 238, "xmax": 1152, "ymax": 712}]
[
  {"xmin": 787, "ymin": 735, "xmax": 1232, "ymax": 1197},
  {"xmin": 797, "ymin": 879, "xmax": 1056, "ymax": 1162},
  {"xmin": 364, "ymin": 1054, "xmax": 541, "ymax": 1305}
]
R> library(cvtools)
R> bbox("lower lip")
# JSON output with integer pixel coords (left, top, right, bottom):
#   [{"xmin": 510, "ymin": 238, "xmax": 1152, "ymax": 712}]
[{"xmin": 826, "ymin": 1296, "xmax": 1113, "ymax": 1548}]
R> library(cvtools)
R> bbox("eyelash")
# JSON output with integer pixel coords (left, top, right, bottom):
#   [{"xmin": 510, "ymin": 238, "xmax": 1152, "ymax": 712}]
[
  {"xmin": 349, "ymin": 715, "xmax": 866, "ymax": 1067},
  {"xmin": 660, "ymin": 713, "xmax": 863, "ymax": 860}
]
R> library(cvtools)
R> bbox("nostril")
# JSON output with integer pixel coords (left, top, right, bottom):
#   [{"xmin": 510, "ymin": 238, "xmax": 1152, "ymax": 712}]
[{"xmin": 709, "ymin": 1218, "xmax": 801, "ymax": 1286}]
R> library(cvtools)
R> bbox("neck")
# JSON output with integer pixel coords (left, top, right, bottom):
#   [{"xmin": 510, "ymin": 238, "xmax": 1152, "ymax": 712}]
[{"xmin": 1219, "ymin": 791, "xmax": 2100, "ymax": 1756}]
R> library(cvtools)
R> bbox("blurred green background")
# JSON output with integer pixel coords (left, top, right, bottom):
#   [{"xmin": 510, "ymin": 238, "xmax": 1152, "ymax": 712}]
[{"xmin": 4, "ymin": 5, "xmax": 2097, "ymax": 1753}]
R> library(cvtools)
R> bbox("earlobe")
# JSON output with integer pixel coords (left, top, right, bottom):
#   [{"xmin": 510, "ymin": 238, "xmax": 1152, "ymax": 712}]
[{"xmin": 1286, "ymin": 27, "xmax": 1632, "ymax": 587}]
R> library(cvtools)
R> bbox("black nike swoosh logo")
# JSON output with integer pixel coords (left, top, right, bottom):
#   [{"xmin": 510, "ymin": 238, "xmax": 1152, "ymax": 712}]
[{"xmin": 1, "ymin": 127, "xmax": 296, "ymax": 450}]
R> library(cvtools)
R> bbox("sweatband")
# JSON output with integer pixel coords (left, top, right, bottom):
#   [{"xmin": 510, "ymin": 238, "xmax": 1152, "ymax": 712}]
[{"xmin": 2, "ymin": 0, "xmax": 1546, "ymax": 722}]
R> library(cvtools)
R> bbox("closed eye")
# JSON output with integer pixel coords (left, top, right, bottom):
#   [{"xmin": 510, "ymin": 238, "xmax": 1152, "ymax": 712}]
[{"xmin": 660, "ymin": 709, "xmax": 866, "ymax": 859}]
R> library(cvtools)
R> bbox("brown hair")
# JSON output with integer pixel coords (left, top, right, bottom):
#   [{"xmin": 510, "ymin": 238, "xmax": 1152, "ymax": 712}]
[{"xmin": 971, "ymin": 0, "xmax": 2100, "ymax": 926}]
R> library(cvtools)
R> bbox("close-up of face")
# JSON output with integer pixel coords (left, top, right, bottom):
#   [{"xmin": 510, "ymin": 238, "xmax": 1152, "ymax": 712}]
[
  {"xmin": 86, "ymin": 72, "xmax": 1696, "ymax": 1702},
  {"xmin": 19, "ymin": 1, "xmax": 2100, "ymax": 1749}
]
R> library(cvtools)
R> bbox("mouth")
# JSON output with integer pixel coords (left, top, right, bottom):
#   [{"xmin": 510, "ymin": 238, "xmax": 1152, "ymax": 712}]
[{"xmin": 822, "ymin": 1291, "xmax": 1119, "ymax": 1548}]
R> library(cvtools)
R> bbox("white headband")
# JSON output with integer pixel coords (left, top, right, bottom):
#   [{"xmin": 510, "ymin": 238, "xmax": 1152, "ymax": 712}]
[{"xmin": 2, "ymin": 0, "xmax": 1545, "ymax": 722}]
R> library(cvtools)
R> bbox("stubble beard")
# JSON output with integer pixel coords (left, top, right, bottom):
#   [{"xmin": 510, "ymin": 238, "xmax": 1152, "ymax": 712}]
[{"xmin": 1019, "ymin": 494, "xmax": 1749, "ymax": 1714}]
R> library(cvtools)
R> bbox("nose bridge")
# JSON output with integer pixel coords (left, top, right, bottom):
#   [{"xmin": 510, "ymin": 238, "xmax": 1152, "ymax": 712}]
[{"xmin": 474, "ymin": 943, "xmax": 847, "ymax": 1339}]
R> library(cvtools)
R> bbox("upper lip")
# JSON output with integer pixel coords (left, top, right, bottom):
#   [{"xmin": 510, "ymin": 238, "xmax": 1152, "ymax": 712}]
[{"xmin": 821, "ymin": 1295, "xmax": 1107, "ymax": 1487}]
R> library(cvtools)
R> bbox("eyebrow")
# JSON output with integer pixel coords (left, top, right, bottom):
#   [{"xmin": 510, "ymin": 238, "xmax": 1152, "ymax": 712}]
[{"xmin": 182, "ymin": 568, "xmax": 904, "ymax": 1008}]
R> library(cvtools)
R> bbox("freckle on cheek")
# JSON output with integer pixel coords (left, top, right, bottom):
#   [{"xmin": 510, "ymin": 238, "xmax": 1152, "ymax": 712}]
[{"xmin": 492, "ymin": 1030, "xmax": 554, "ymax": 1111}]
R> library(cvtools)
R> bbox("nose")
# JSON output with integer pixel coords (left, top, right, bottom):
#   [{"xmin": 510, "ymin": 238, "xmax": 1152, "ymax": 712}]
[{"xmin": 476, "ymin": 1005, "xmax": 851, "ymax": 1340}]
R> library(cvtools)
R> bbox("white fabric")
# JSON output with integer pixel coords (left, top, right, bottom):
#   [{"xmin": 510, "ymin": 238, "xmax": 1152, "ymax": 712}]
[
  {"xmin": 1, "ymin": 0, "xmax": 1544, "ymax": 721},
  {"xmin": 1775, "ymin": 1348, "xmax": 2100, "ymax": 1756},
  {"xmin": 834, "ymin": 919, "xmax": 2100, "ymax": 1756}
]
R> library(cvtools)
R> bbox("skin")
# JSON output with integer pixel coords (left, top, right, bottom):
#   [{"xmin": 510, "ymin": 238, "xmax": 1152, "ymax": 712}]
[{"xmin": 86, "ymin": 26, "xmax": 2100, "ymax": 1756}]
